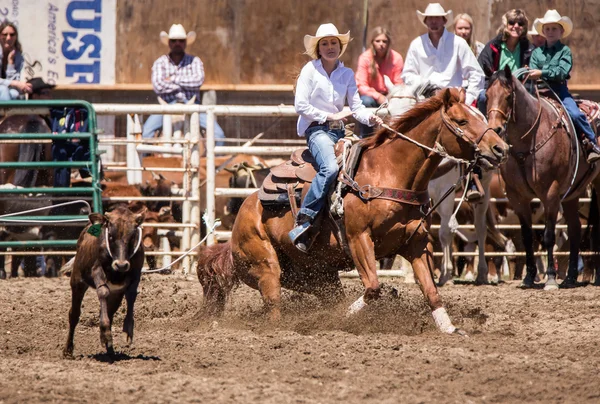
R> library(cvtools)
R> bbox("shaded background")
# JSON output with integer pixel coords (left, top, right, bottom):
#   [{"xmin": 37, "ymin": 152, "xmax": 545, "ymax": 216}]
[{"xmin": 115, "ymin": 0, "xmax": 599, "ymax": 85}]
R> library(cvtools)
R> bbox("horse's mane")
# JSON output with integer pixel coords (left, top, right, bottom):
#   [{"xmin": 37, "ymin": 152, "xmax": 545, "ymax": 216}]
[
  {"xmin": 489, "ymin": 68, "xmax": 513, "ymax": 89},
  {"xmin": 362, "ymin": 89, "xmax": 458, "ymax": 148}
]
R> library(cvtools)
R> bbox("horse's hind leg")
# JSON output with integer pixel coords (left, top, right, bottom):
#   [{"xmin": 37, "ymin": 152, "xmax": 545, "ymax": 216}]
[
  {"xmin": 560, "ymin": 199, "xmax": 582, "ymax": 287},
  {"xmin": 237, "ymin": 244, "xmax": 283, "ymax": 322}
]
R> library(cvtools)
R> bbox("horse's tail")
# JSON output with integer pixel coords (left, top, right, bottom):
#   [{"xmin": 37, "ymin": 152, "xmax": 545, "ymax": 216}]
[{"xmin": 196, "ymin": 241, "xmax": 237, "ymax": 316}]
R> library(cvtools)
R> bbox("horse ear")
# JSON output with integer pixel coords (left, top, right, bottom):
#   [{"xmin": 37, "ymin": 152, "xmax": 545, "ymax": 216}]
[
  {"xmin": 504, "ymin": 65, "xmax": 513, "ymax": 83},
  {"xmin": 442, "ymin": 88, "xmax": 453, "ymax": 107}
]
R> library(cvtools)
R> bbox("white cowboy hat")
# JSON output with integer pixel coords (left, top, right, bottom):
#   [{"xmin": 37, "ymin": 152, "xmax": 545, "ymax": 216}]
[
  {"xmin": 527, "ymin": 19, "xmax": 541, "ymax": 36},
  {"xmin": 160, "ymin": 24, "xmax": 197, "ymax": 46},
  {"xmin": 534, "ymin": 10, "xmax": 573, "ymax": 38},
  {"xmin": 417, "ymin": 3, "xmax": 453, "ymax": 28},
  {"xmin": 303, "ymin": 23, "xmax": 350, "ymax": 59}
]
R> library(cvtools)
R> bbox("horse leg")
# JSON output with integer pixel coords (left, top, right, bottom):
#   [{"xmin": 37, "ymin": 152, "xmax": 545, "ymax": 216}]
[
  {"xmin": 346, "ymin": 233, "xmax": 380, "ymax": 315},
  {"xmin": 541, "ymin": 199, "xmax": 562, "ymax": 291},
  {"xmin": 507, "ymin": 191, "xmax": 537, "ymax": 287},
  {"xmin": 63, "ymin": 281, "xmax": 88, "ymax": 358},
  {"xmin": 560, "ymin": 199, "xmax": 581, "ymax": 288},
  {"xmin": 436, "ymin": 196, "xmax": 455, "ymax": 286},
  {"xmin": 474, "ymin": 186, "xmax": 492, "ymax": 285},
  {"xmin": 408, "ymin": 240, "xmax": 464, "ymax": 335}
]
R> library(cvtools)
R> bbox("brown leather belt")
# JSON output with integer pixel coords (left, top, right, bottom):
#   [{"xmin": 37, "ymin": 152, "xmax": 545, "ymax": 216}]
[{"xmin": 308, "ymin": 120, "xmax": 344, "ymax": 130}]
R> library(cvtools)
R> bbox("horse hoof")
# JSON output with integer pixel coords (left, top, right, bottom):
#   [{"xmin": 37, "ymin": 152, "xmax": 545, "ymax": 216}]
[
  {"xmin": 463, "ymin": 272, "xmax": 475, "ymax": 282},
  {"xmin": 559, "ymin": 278, "xmax": 578, "ymax": 289},
  {"xmin": 454, "ymin": 328, "xmax": 469, "ymax": 338},
  {"xmin": 543, "ymin": 283, "xmax": 559, "ymax": 291},
  {"xmin": 518, "ymin": 281, "xmax": 533, "ymax": 289}
]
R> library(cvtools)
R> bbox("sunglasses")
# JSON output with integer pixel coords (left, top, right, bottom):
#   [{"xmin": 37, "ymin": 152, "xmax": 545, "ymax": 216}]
[
  {"xmin": 508, "ymin": 20, "xmax": 525, "ymax": 27},
  {"xmin": 169, "ymin": 39, "xmax": 186, "ymax": 43}
]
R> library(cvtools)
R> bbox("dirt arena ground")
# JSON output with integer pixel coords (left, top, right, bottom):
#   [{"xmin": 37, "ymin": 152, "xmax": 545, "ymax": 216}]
[{"xmin": 1, "ymin": 274, "xmax": 600, "ymax": 404}]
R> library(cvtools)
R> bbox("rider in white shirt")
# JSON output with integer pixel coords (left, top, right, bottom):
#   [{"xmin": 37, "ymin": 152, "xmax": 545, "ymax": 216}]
[
  {"xmin": 402, "ymin": 3, "xmax": 484, "ymax": 106},
  {"xmin": 402, "ymin": 3, "xmax": 486, "ymax": 201}
]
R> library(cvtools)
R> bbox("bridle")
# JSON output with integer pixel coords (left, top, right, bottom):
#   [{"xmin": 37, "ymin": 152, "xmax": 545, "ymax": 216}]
[
  {"xmin": 439, "ymin": 103, "xmax": 498, "ymax": 159},
  {"xmin": 487, "ymin": 74, "xmax": 543, "ymax": 140}
]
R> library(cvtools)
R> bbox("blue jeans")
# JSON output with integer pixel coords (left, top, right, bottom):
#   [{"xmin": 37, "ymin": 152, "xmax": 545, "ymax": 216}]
[
  {"xmin": 0, "ymin": 85, "xmax": 21, "ymax": 100},
  {"xmin": 477, "ymin": 90, "xmax": 487, "ymax": 116},
  {"xmin": 297, "ymin": 126, "xmax": 344, "ymax": 220},
  {"xmin": 551, "ymin": 84, "xmax": 596, "ymax": 143},
  {"xmin": 53, "ymin": 140, "xmax": 90, "ymax": 188},
  {"xmin": 359, "ymin": 95, "xmax": 379, "ymax": 137},
  {"xmin": 142, "ymin": 100, "xmax": 225, "ymax": 146}
]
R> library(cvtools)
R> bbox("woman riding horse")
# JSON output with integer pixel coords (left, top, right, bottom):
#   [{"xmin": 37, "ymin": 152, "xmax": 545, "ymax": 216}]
[
  {"xmin": 197, "ymin": 87, "xmax": 509, "ymax": 335},
  {"xmin": 289, "ymin": 23, "xmax": 383, "ymax": 252}
]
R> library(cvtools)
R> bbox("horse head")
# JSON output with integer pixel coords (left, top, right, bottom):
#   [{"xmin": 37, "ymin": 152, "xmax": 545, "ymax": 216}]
[
  {"xmin": 438, "ymin": 88, "xmax": 509, "ymax": 169},
  {"xmin": 485, "ymin": 65, "xmax": 517, "ymax": 136}
]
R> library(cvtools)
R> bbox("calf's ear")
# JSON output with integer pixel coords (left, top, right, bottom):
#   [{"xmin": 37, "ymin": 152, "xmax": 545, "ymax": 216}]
[{"xmin": 89, "ymin": 213, "xmax": 106, "ymax": 225}]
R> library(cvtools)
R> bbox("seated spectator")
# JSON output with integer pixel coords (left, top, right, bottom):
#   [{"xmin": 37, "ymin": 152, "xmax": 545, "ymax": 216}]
[
  {"xmin": 142, "ymin": 24, "xmax": 225, "ymax": 146},
  {"xmin": 453, "ymin": 13, "xmax": 485, "ymax": 57},
  {"xmin": 0, "ymin": 21, "xmax": 31, "ymax": 100},
  {"xmin": 28, "ymin": 78, "xmax": 92, "ymax": 188},
  {"xmin": 355, "ymin": 26, "xmax": 403, "ymax": 137},
  {"xmin": 468, "ymin": 9, "xmax": 534, "ymax": 202}
]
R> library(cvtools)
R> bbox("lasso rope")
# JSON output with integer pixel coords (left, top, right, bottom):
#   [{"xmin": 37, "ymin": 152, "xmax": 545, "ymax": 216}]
[{"xmin": 141, "ymin": 212, "xmax": 221, "ymax": 274}]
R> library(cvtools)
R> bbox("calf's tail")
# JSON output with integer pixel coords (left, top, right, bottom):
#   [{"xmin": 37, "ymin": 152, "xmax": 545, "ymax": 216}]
[{"xmin": 196, "ymin": 241, "xmax": 237, "ymax": 316}]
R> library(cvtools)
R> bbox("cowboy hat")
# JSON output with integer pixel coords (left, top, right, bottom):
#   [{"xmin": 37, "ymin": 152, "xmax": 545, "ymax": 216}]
[
  {"xmin": 160, "ymin": 24, "xmax": 196, "ymax": 46},
  {"xmin": 527, "ymin": 19, "xmax": 541, "ymax": 36},
  {"xmin": 303, "ymin": 23, "xmax": 350, "ymax": 59},
  {"xmin": 417, "ymin": 3, "xmax": 453, "ymax": 28},
  {"xmin": 534, "ymin": 10, "xmax": 573, "ymax": 38}
]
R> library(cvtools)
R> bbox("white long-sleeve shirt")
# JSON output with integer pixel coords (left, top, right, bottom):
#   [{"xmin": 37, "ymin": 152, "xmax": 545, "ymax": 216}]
[
  {"xmin": 295, "ymin": 59, "xmax": 373, "ymax": 136},
  {"xmin": 401, "ymin": 29, "xmax": 484, "ymax": 105}
]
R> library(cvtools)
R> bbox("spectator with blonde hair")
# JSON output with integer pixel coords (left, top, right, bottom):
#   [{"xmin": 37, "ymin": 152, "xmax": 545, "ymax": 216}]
[
  {"xmin": 453, "ymin": 13, "xmax": 484, "ymax": 57},
  {"xmin": 355, "ymin": 26, "xmax": 404, "ymax": 136}
]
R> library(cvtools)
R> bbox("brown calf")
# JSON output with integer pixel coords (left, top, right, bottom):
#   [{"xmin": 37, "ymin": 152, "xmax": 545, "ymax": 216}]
[{"xmin": 63, "ymin": 206, "xmax": 146, "ymax": 358}]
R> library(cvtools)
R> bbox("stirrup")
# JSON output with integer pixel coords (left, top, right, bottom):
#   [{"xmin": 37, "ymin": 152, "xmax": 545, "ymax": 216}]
[{"xmin": 289, "ymin": 221, "xmax": 311, "ymax": 244}]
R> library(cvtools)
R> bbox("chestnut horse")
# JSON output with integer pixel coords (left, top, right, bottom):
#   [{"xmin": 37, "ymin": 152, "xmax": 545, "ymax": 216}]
[
  {"xmin": 485, "ymin": 66, "xmax": 600, "ymax": 289},
  {"xmin": 198, "ymin": 88, "xmax": 509, "ymax": 334}
]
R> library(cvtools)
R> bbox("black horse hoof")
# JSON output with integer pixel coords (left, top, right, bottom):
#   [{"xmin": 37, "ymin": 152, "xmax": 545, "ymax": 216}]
[{"xmin": 559, "ymin": 278, "xmax": 579, "ymax": 289}]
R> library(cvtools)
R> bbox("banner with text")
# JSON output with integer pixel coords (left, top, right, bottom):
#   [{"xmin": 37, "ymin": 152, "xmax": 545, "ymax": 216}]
[{"xmin": 0, "ymin": 0, "xmax": 116, "ymax": 85}]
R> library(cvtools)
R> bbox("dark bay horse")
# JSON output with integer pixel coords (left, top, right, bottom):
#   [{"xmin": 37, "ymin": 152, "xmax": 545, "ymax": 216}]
[
  {"xmin": 198, "ymin": 88, "xmax": 509, "ymax": 334},
  {"xmin": 485, "ymin": 66, "xmax": 600, "ymax": 289}
]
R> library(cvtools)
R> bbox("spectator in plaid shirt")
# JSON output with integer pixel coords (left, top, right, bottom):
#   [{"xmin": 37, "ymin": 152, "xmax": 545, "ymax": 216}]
[{"xmin": 142, "ymin": 24, "xmax": 225, "ymax": 145}]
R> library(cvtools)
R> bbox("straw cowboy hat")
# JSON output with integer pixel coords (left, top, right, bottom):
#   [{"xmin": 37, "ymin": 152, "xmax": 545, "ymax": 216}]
[
  {"xmin": 160, "ymin": 24, "xmax": 196, "ymax": 46},
  {"xmin": 534, "ymin": 10, "xmax": 573, "ymax": 38},
  {"xmin": 527, "ymin": 19, "xmax": 541, "ymax": 36},
  {"xmin": 303, "ymin": 23, "xmax": 350, "ymax": 59},
  {"xmin": 417, "ymin": 3, "xmax": 453, "ymax": 28}
]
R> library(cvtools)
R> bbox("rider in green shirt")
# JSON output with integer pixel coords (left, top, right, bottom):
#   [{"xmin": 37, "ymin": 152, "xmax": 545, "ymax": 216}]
[{"xmin": 528, "ymin": 10, "xmax": 600, "ymax": 163}]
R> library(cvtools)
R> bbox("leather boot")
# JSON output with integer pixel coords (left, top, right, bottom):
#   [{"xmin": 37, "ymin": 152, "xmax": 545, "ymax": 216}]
[
  {"xmin": 465, "ymin": 174, "xmax": 483, "ymax": 203},
  {"xmin": 587, "ymin": 141, "xmax": 600, "ymax": 164}
]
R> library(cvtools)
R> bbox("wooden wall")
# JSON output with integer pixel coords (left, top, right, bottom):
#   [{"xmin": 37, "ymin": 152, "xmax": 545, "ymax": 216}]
[{"xmin": 116, "ymin": 0, "xmax": 600, "ymax": 86}]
